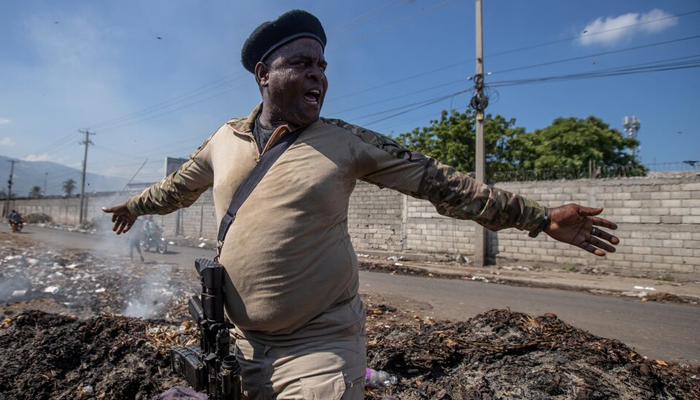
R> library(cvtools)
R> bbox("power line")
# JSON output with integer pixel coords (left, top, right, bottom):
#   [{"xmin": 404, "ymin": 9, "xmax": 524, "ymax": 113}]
[
  {"xmin": 491, "ymin": 35, "xmax": 700, "ymax": 76},
  {"xmin": 330, "ymin": 0, "xmax": 411, "ymax": 36},
  {"xmin": 488, "ymin": 9, "xmax": 700, "ymax": 59},
  {"xmin": 329, "ymin": 0, "xmax": 457, "ymax": 51},
  {"xmin": 490, "ymin": 54, "xmax": 700, "ymax": 88},
  {"xmin": 81, "ymin": 2, "xmax": 437, "ymax": 134},
  {"xmin": 87, "ymin": 72, "xmax": 248, "ymax": 131},
  {"xmin": 326, "ymin": 8, "xmax": 700, "ymax": 103}
]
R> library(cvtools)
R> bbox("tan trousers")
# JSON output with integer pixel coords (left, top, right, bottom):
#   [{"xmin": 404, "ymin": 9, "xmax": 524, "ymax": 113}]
[{"xmin": 234, "ymin": 333, "xmax": 366, "ymax": 400}]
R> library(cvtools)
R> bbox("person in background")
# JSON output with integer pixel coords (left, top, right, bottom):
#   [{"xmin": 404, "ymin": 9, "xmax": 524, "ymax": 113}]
[{"xmin": 128, "ymin": 218, "xmax": 145, "ymax": 263}]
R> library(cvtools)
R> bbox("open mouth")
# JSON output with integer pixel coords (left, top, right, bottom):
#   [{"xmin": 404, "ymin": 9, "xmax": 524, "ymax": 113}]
[{"xmin": 303, "ymin": 89, "xmax": 321, "ymax": 105}]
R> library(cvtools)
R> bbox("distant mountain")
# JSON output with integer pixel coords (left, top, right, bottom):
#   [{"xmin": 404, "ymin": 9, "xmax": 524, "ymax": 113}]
[{"xmin": 0, "ymin": 154, "xmax": 129, "ymax": 197}]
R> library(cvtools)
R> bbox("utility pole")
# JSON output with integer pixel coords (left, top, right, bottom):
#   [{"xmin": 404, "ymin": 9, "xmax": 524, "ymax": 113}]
[
  {"xmin": 6, "ymin": 160, "xmax": 18, "ymax": 217},
  {"xmin": 472, "ymin": 0, "xmax": 489, "ymax": 266},
  {"xmin": 79, "ymin": 129, "xmax": 95, "ymax": 225},
  {"xmin": 44, "ymin": 172, "xmax": 48, "ymax": 196}
]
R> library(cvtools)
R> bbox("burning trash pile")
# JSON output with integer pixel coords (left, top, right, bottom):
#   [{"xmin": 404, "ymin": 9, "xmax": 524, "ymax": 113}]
[
  {"xmin": 0, "ymin": 238, "xmax": 198, "ymax": 320},
  {"xmin": 1, "ymin": 235, "xmax": 699, "ymax": 399},
  {"xmin": 1, "ymin": 306, "xmax": 698, "ymax": 400},
  {"xmin": 0, "ymin": 310, "xmax": 192, "ymax": 400}
]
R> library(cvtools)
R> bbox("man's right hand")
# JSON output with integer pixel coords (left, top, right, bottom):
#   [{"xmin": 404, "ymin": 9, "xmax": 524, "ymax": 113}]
[{"xmin": 102, "ymin": 203, "xmax": 137, "ymax": 235}]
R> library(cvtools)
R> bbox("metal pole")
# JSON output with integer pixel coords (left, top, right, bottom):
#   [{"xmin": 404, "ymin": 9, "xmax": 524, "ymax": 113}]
[
  {"xmin": 6, "ymin": 160, "xmax": 18, "ymax": 217},
  {"xmin": 78, "ymin": 129, "xmax": 95, "ymax": 225},
  {"xmin": 473, "ymin": 0, "xmax": 488, "ymax": 266}
]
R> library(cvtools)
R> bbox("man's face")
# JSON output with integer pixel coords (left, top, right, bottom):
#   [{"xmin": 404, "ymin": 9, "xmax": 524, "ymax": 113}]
[{"xmin": 257, "ymin": 38, "xmax": 328, "ymax": 127}]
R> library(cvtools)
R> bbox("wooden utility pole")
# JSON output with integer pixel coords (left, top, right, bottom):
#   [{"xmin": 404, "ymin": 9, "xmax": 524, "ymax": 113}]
[
  {"xmin": 6, "ymin": 160, "xmax": 18, "ymax": 217},
  {"xmin": 78, "ymin": 129, "xmax": 95, "ymax": 225},
  {"xmin": 473, "ymin": 0, "xmax": 488, "ymax": 266}
]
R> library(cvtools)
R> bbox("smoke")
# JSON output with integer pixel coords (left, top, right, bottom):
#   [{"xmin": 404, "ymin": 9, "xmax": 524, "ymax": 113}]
[
  {"xmin": 122, "ymin": 264, "xmax": 174, "ymax": 319},
  {"xmin": 0, "ymin": 276, "xmax": 32, "ymax": 302}
]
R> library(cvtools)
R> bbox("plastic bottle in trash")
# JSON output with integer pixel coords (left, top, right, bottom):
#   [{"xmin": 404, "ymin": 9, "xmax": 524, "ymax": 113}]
[{"xmin": 365, "ymin": 368, "xmax": 397, "ymax": 388}]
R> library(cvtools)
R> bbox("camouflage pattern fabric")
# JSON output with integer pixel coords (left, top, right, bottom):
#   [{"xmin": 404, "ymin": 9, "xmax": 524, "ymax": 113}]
[
  {"xmin": 322, "ymin": 118, "xmax": 545, "ymax": 232},
  {"xmin": 127, "ymin": 109, "xmax": 544, "ymax": 233},
  {"xmin": 126, "ymin": 135, "xmax": 215, "ymax": 216}
]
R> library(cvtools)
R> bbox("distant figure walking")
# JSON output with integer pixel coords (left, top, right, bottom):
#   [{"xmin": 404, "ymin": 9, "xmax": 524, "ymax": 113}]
[{"xmin": 128, "ymin": 218, "xmax": 145, "ymax": 263}]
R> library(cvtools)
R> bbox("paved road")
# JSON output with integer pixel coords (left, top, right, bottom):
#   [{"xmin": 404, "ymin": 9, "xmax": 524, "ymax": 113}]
[{"xmin": 16, "ymin": 225, "xmax": 700, "ymax": 364}]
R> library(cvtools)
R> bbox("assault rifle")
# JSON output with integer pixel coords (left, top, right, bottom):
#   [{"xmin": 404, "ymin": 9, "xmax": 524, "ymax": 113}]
[{"xmin": 170, "ymin": 259, "xmax": 241, "ymax": 400}]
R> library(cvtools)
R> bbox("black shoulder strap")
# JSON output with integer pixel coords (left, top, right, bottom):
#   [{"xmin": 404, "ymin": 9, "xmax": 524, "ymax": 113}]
[{"xmin": 215, "ymin": 129, "xmax": 302, "ymax": 258}]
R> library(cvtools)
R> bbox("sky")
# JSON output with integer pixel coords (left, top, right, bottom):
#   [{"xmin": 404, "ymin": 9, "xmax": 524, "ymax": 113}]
[{"xmin": 1, "ymin": 0, "xmax": 699, "ymax": 192}]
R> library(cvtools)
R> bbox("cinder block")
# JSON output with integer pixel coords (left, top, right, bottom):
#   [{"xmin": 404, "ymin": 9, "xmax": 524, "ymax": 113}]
[
  {"xmin": 672, "ymin": 248, "xmax": 695, "ymax": 257},
  {"xmin": 624, "ymin": 253, "xmax": 645, "ymax": 262},
  {"xmin": 661, "ymin": 199, "xmax": 682, "ymax": 208},
  {"xmin": 662, "ymin": 240, "xmax": 684, "ymax": 248},
  {"xmin": 640, "ymin": 216, "xmax": 662, "ymax": 224},
  {"xmin": 650, "ymin": 192, "xmax": 671, "ymax": 200},
  {"xmin": 623, "ymin": 200, "xmax": 643, "ymax": 208},
  {"xmin": 620, "ymin": 215, "xmax": 641, "ymax": 223},
  {"xmin": 681, "ymin": 183, "xmax": 700, "ymax": 191},
  {"xmin": 669, "ymin": 208, "xmax": 686, "ymax": 216},
  {"xmin": 648, "ymin": 208, "xmax": 670, "ymax": 216},
  {"xmin": 682, "ymin": 199, "xmax": 700, "ymax": 207},
  {"xmin": 634, "ymin": 247, "xmax": 652, "ymax": 255},
  {"xmin": 663, "ymin": 256, "xmax": 684, "ymax": 265},
  {"xmin": 682, "ymin": 216, "xmax": 700, "ymax": 224},
  {"xmin": 660, "ymin": 216, "xmax": 682, "ymax": 224},
  {"xmin": 670, "ymin": 232, "xmax": 693, "ymax": 240}
]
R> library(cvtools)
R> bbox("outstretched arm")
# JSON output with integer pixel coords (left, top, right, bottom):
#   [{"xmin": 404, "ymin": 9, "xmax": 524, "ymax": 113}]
[
  {"xmin": 102, "ymin": 132, "xmax": 216, "ymax": 235},
  {"xmin": 545, "ymin": 204, "xmax": 619, "ymax": 256}
]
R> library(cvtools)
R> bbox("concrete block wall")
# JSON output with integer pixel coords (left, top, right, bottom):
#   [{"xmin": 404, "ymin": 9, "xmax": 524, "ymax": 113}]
[
  {"xmin": 347, "ymin": 182, "xmax": 404, "ymax": 252},
  {"xmin": 11, "ymin": 175, "xmax": 700, "ymax": 272},
  {"xmin": 494, "ymin": 178, "xmax": 700, "ymax": 272}
]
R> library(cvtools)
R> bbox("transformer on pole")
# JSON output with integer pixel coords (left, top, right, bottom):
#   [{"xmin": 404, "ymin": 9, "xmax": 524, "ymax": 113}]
[{"xmin": 623, "ymin": 116, "xmax": 641, "ymax": 159}]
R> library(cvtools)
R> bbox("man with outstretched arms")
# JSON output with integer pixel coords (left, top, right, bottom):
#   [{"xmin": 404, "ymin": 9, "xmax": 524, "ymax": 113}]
[{"xmin": 104, "ymin": 10, "xmax": 619, "ymax": 399}]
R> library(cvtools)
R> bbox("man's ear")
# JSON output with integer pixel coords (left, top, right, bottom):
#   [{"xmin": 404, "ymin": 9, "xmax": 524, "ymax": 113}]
[{"xmin": 255, "ymin": 62, "xmax": 269, "ymax": 87}]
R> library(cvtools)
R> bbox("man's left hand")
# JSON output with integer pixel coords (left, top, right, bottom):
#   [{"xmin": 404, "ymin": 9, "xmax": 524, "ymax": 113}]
[{"xmin": 545, "ymin": 204, "xmax": 619, "ymax": 257}]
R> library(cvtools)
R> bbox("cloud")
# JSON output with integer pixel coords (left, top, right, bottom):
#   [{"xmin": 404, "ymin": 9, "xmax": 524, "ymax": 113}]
[
  {"xmin": 0, "ymin": 118, "xmax": 11, "ymax": 125},
  {"xmin": 0, "ymin": 137, "xmax": 15, "ymax": 146},
  {"xmin": 578, "ymin": 9, "xmax": 678, "ymax": 47},
  {"xmin": 21, "ymin": 153, "xmax": 51, "ymax": 162}
]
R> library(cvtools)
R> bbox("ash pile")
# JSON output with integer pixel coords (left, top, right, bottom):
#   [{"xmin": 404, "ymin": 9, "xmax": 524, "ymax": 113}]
[
  {"xmin": 0, "ymin": 308, "xmax": 698, "ymax": 400},
  {"xmin": 364, "ymin": 308, "xmax": 700, "ymax": 400}
]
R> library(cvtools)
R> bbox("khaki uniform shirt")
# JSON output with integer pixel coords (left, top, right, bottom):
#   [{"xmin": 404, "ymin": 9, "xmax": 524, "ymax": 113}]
[{"xmin": 126, "ymin": 104, "xmax": 545, "ymax": 345}]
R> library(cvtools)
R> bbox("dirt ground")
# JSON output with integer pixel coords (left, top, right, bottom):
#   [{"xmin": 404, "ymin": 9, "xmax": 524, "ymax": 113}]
[{"xmin": 1, "ymin": 233, "xmax": 699, "ymax": 399}]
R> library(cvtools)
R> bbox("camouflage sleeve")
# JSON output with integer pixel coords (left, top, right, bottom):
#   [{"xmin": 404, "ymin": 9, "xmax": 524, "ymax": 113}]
[
  {"xmin": 126, "ymin": 134, "xmax": 215, "ymax": 216},
  {"xmin": 326, "ymin": 119, "xmax": 546, "ymax": 232}
]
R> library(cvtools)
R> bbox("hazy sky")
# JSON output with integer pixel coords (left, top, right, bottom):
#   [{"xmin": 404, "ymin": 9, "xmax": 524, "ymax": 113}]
[{"xmin": 1, "ymin": 0, "xmax": 698, "ymax": 191}]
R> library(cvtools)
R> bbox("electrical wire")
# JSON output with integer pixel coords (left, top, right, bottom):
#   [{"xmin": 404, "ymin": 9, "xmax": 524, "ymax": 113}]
[
  {"xmin": 491, "ymin": 35, "xmax": 700, "ymax": 76},
  {"xmin": 329, "ymin": 0, "xmax": 457, "ymax": 51},
  {"xmin": 32, "ymin": 9, "xmax": 700, "ymax": 174}
]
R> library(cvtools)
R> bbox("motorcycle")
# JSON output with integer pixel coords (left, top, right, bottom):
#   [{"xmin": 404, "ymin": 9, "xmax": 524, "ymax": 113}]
[
  {"xmin": 9, "ymin": 219, "xmax": 23, "ymax": 233},
  {"xmin": 140, "ymin": 226, "xmax": 167, "ymax": 254}
]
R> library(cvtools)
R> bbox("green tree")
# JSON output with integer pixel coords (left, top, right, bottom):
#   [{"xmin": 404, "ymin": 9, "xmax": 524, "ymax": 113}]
[
  {"xmin": 397, "ymin": 110, "xmax": 645, "ymax": 181},
  {"xmin": 29, "ymin": 186, "xmax": 42, "ymax": 198},
  {"xmin": 511, "ymin": 116, "xmax": 642, "ymax": 172},
  {"xmin": 62, "ymin": 179, "xmax": 76, "ymax": 197},
  {"xmin": 395, "ymin": 108, "xmax": 524, "ymax": 174}
]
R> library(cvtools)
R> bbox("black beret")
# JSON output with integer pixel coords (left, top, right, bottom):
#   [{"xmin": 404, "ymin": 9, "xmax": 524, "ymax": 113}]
[{"xmin": 241, "ymin": 10, "xmax": 327, "ymax": 73}]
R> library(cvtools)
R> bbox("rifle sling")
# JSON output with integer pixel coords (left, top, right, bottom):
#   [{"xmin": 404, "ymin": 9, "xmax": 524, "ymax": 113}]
[{"xmin": 216, "ymin": 127, "xmax": 303, "ymax": 258}]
